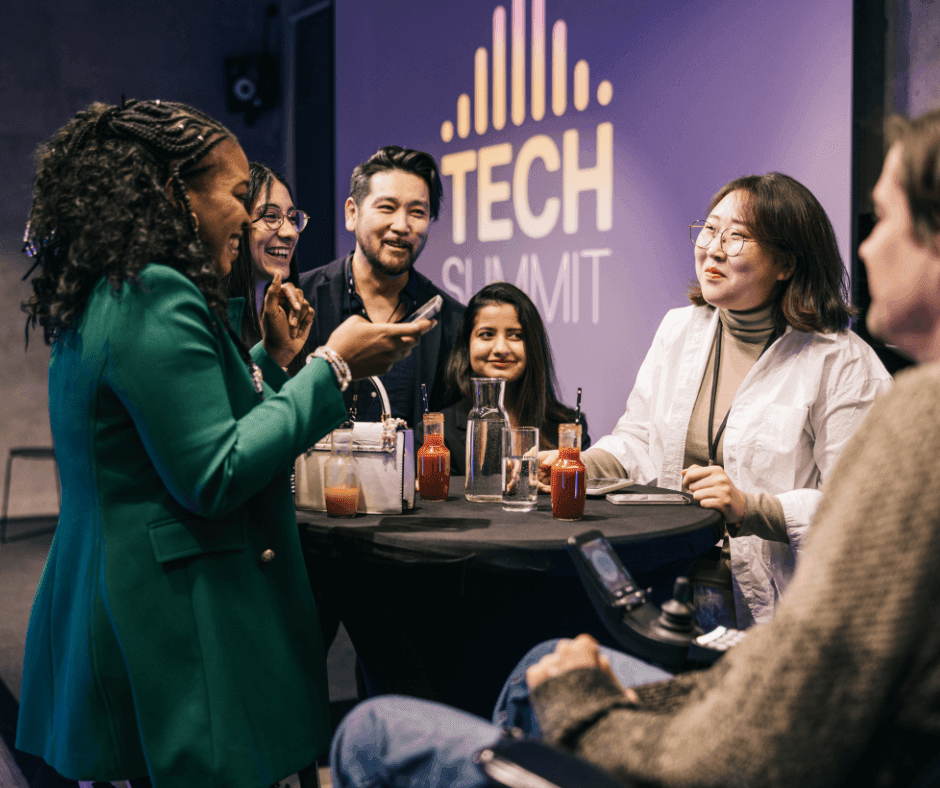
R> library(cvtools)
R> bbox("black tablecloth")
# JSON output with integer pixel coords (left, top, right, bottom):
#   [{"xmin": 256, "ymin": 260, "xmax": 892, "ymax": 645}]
[
  {"xmin": 298, "ymin": 483, "xmax": 721, "ymax": 571},
  {"xmin": 298, "ymin": 481, "xmax": 722, "ymax": 717}
]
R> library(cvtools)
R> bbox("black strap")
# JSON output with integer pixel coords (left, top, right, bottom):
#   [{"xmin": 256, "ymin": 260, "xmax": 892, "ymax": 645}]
[{"xmin": 707, "ymin": 319, "xmax": 779, "ymax": 465}]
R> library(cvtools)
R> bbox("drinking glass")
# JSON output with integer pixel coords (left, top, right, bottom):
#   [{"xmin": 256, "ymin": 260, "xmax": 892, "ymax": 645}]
[{"xmin": 501, "ymin": 427, "xmax": 540, "ymax": 512}]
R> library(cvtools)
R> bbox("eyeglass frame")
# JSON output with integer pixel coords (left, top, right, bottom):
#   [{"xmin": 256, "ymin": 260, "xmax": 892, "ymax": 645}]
[
  {"xmin": 689, "ymin": 221, "xmax": 753, "ymax": 257},
  {"xmin": 252, "ymin": 205, "xmax": 310, "ymax": 233}
]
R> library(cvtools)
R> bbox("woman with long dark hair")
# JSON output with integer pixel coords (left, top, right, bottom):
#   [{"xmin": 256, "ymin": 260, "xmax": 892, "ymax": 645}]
[
  {"xmin": 16, "ymin": 99, "xmax": 430, "ymax": 788},
  {"xmin": 226, "ymin": 163, "xmax": 304, "ymax": 349},
  {"xmin": 442, "ymin": 281, "xmax": 589, "ymax": 474}
]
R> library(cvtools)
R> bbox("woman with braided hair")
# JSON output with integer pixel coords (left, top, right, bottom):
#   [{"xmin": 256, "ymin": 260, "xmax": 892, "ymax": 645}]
[{"xmin": 16, "ymin": 99, "xmax": 432, "ymax": 788}]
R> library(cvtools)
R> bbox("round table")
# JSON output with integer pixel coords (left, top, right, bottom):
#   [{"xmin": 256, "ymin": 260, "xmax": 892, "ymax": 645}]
[{"xmin": 298, "ymin": 481, "xmax": 722, "ymax": 718}]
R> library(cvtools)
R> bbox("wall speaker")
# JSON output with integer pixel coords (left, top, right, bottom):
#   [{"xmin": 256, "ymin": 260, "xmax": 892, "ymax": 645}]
[{"xmin": 224, "ymin": 54, "xmax": 279, "ymax": 119}]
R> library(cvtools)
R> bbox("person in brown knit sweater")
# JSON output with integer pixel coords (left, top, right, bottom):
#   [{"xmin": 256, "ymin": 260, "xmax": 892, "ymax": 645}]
[{"xmin": 329, "ymin": 106, "xmax": 940, "ymax": 788}]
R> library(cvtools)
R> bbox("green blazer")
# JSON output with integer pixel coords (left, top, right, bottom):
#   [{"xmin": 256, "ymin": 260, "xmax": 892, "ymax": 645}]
[{"xmin": 16, "ymin": 265, "xmax": 346, "ymax": 787}]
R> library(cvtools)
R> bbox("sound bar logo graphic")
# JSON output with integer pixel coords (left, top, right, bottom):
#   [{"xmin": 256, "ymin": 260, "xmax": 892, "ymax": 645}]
[
  {"xmin": 439, "ymin": 0, "xmax": 613, "ymax": 142},
  {"xmin": 438, "ymin": 0, "xmax": 613, "ymax": 324}
]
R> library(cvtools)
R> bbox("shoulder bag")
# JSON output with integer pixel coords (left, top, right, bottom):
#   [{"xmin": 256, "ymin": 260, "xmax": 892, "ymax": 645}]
[{"xmin": 294, "ymin": 376, "xmax": 415, "ymax": 514}]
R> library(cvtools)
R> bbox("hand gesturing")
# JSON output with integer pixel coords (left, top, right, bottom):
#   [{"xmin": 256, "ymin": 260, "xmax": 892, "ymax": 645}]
[{"xmin": 261, "ymin": 272, "xmax": 314, "ymax": 367}]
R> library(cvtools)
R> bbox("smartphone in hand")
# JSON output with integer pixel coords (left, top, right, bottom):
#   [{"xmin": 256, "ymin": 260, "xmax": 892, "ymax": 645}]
[{"xmin": 407, "ymin": 295, "xmax": 443, "ymax": 322}]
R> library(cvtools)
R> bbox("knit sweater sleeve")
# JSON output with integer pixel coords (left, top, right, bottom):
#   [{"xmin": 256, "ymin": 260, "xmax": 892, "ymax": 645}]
[{"xmin": 530, "ymin": 364, "xmax": 940, "ymax": 787}]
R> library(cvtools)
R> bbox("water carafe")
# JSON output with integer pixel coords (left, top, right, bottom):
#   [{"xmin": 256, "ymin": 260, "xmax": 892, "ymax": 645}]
[{"xmin": 465, "ymin": 377, "xmax": 510, "ymax": 502}]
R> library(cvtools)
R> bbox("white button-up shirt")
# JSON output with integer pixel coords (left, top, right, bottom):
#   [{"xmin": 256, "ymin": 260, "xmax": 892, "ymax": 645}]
[{"xmin": 593, "ymin": 305, "xmax": 892, "ymax": 627}]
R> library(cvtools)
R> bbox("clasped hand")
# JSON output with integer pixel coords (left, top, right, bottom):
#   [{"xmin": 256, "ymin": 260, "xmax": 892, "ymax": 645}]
[
  {"xmin": 504, "ymin": 448, "xmax": 539, "ymax": 493},
  {"xmin": 535, "ymin": 450, "xmax": 557, "ymax": 493},
  {"xmin": 682, "ymin": 463, "xmax": 745, "ymax": 523},
  {"xmin": 526, "ymin": 634, "xmax": 639, "ymax": 703}
]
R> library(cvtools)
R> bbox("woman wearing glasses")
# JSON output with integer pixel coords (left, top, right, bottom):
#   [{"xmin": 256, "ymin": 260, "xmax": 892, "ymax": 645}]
[
  {"xmin": 540, "ymin": 172, "xmax": 891, "ymax": 630},
  {"xmin": 227, "ymin": 163, "xmax": 309, "ymax": 367}
]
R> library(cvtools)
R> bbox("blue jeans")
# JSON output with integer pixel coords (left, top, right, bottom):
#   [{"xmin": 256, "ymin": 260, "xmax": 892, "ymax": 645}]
[
  {"xmin": 330, "ymin": 695, "xmax": 498, "ymax": 788},
  {"xmin": 330, "ymin": 640, "xmax": 673, "ymax": 787}
]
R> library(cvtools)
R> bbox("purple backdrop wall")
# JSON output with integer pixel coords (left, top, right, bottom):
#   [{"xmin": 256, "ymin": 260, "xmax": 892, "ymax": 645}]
[{"xmin": 330, "ymin": 0, "xmax": 852, "ymax": 435}]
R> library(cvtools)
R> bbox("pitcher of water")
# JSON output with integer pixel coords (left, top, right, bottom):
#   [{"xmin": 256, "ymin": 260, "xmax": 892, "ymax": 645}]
[{"xmin": 465, "ymin": 377, "xmax": 510, "ymax": 502}]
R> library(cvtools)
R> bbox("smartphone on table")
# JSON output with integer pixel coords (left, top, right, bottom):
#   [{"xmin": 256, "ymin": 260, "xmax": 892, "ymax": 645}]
[{"xmin": 606, "ymin": 492, "xmax": 689, "ymax": 505}]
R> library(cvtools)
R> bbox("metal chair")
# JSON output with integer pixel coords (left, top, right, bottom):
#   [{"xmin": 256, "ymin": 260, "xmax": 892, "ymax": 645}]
[{"xmin": 1, "ymin": 446, "xmax": 60, "ymax": 543}]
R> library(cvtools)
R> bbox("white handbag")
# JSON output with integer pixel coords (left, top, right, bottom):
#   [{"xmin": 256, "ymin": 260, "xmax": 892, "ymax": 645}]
[{"xmin": 294, "ymin": 376, "xmax": 415, "ymax": 514}]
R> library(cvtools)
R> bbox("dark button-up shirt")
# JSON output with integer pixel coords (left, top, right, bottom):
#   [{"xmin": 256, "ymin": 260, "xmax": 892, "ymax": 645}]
[{"xmin": 342, "ymin": 255, "xmax": 420, "ymax": 423}]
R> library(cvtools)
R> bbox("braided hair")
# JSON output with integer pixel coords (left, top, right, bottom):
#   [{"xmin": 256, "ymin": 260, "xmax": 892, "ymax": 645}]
[{"xmin": 22, "ymin": 99, "xmax": 239, "ymax": 345}]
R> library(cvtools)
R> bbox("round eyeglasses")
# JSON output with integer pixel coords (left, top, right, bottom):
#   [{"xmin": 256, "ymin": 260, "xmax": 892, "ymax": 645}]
[
  {"xmin": 253, "ymin": 206, "xmax": 309, "ymax": 233},
  {"xmin": 689, "ymin": 221, "xmax": 751, "ymax": 257}
]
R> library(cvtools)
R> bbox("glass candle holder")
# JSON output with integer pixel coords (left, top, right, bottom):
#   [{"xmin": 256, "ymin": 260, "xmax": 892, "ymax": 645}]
[{"xmin": 324, "ymin": 426, "xmax": 360, "ymax": 517}]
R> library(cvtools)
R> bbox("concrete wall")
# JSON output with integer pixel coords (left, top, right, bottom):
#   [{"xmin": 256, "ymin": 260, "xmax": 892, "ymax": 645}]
[{"xmin": 907, "ymin": 0, "xmax": 940, "ymax": 117}]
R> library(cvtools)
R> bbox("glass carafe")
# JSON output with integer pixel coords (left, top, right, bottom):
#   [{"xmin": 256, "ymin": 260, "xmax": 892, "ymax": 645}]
[
  {"xmin": 465, "ymin": 377, "xmax": 511, "ymax": 502},
  {"xmin": 550, "ymin": 423, "xmax": 585, "ymax": 520},
  {"xmin": 324, "ymin": 426, "xmax": 360, "ymax": 517},
  {"xmin": 418, "ymin": 412, "xmax": 450, "ymax": 502}
]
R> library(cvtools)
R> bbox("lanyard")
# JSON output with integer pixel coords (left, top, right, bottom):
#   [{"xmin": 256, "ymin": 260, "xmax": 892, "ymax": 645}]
[
  {"xmin": 707, "ymin": 319, "xmax": 779, "ymax": 465},
  {"xmin": 345, "ymin": 255, "xmax": 411, "ymax": 322}
]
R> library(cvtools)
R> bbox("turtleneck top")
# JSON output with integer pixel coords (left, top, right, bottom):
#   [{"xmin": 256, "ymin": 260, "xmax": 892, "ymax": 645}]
[{"xmin": 683, "ymin": 304, "xmax": 776, "ymax": 468}]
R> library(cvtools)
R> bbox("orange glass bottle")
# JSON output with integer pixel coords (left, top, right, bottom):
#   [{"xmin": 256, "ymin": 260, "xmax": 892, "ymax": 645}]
[
  {"xmin": 418, "ymin": 412, "xmax": 450, "ymax": 502},
  {"xmin": 550, "ymin": 423, "xmax": 585, "ymax": 521}
]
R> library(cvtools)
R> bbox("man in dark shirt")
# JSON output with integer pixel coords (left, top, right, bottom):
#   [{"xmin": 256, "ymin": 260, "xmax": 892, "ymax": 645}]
[
  {"xmin": 298, "ymin": 146, "xmax": 464, "ymax": 432},
  {"xmin": 298, "ymin": 146, "xmax": 465, "ymax": 653}
]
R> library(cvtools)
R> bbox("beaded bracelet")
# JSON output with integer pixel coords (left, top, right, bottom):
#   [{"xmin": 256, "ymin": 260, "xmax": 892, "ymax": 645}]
[
  {"xmin": 318, "ymin": 346, "xmax": 352, "ymax": 388},
  {"xmin": 306, "ymin": 345, "xmax": 351, "ymax": 391}
]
